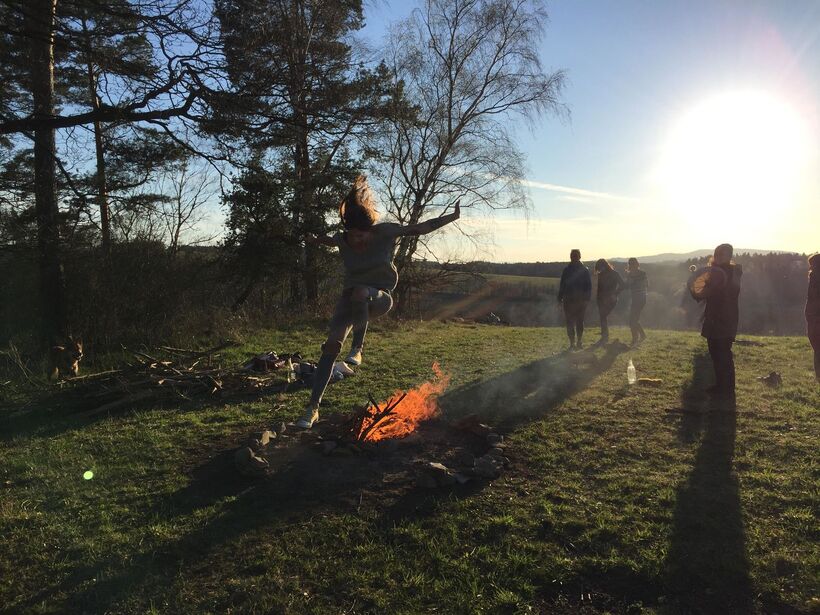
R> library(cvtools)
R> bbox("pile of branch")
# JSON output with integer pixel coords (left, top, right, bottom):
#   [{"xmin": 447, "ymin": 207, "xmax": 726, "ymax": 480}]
[
  {"xmin": 346, "ymin": 392, "xmax": 408, "ymax": 442},
  {"xmin": 61, "ymin": 341, "xmax": 287, "ymax": 417}
]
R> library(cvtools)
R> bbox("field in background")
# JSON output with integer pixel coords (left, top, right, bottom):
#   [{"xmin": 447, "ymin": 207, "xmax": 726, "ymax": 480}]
[{"xmin": 1, "ymin": 324, "xmax": 818, "ymax": 614}]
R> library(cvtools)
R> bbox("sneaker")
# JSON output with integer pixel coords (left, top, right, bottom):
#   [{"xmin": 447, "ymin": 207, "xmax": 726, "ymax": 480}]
[
  {"xmin": 345, "ymin": 346, "xmax": 363, "ymax": 366},
  {"xmin": 296, "ymin": 404, "xmax": 319, "ymax": 429}
]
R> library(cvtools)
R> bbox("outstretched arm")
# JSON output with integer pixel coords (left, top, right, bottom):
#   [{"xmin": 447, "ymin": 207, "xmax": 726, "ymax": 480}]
[
  {"xmin": 305, "ymin": 233, "xmax": 335, "ymax": 247},
  {"xmin": 397, "ymin": 201, "xmax": 460, "ymax": 236}
]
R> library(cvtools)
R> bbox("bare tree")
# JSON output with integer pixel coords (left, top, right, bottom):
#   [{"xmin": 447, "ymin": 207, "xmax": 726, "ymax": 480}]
[
  {"xmin": 371, "ymin": 0, "xmax": 566, "ymax": 300},
  {"xmin": 157, "ymin": 162, "xmax": 218, "ymax": 254}
]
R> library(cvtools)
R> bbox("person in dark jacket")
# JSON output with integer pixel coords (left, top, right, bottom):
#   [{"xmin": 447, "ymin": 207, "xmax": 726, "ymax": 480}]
[
  {"xmin": 557, "ymin": 249, "xmax": 592, "ymax": 350},
  {"xmin": 806, "ymin": 253, "xmax": 820, "ymax": 382},
  {"xmin": 700, "ymin": 243, "xmax": 742, "ymax": 400},
  {"xmin": 626, "ymin": 257, "xmax": 648, "ymax": 346},
  {"xmin": 594, "ymin": 258, "xmax": 624, "ymax": 345}
]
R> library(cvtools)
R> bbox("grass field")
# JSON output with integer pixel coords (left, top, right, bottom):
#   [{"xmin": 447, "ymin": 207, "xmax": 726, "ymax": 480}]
[
  {"xmin": 1, "ymin": 324, "xmax": 818, "ymax": 614},
  {"xmin": 483, "ymin": 274, "xmax": 560, "ymax": 290}
]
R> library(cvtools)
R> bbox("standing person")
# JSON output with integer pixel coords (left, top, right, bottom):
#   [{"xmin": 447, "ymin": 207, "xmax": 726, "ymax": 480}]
[
  {"xmin": 626, "ymin": 257, "xmax": 648, "ymax": 347},
  {"xmin": 557, "ymin": 249, "xmax": 592, "ymax": 350},
  {"xmin": 593, "ymin": 258, "xmax": 624, "ymax": 346},
  {"xmin": 300, "ymin": 175, "xmax": 460, "ymax": 429},
  {"xmin": 806, "ymin": 253, "xmax": 820, "ymax": 382},
  {"xmin": 701, "ymin": 244, "xmax": 742, "ymax": 400}
]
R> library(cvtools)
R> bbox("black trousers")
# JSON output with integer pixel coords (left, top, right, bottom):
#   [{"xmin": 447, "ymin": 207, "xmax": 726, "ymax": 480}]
[
  {"xmin": 630, "ymin": 295, "xmax": 646, "ymax": 342},
  {"xmin": 563, "ymin": 300, "xmax": 588, "ymax": 344},
  {"xmin": 598, "ymin": 298, "xmax": 616, "ymax": 341},
  {"xmin": 707, "ymin": 338, "xmax": 735, "ymax": 393}
]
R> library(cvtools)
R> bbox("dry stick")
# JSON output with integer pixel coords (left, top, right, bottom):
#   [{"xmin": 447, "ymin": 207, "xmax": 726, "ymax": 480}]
[{"xmin": 358, "ymin": 393, "xmax": 408, "ymax": 442}]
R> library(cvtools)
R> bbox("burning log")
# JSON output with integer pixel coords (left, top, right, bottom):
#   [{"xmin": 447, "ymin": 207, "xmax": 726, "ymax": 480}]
[
  {"xmin": 355, "ymin": 392, "xmax": 408, "ymax": 442},
  {"xmin": 346, "ymin": 363, "xmax": 450, "ymax": 443}
]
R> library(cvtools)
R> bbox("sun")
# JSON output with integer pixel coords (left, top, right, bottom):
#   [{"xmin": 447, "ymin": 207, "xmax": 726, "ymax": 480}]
[{"xmin": 657, "ymin": 90, "xmax": 814, "ymax": 245}]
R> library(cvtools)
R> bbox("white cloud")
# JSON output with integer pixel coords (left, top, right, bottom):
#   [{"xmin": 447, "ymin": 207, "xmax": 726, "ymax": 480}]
[{"xmin": 519, "ymin": 178, "xmax": 639, "ymax": 204}]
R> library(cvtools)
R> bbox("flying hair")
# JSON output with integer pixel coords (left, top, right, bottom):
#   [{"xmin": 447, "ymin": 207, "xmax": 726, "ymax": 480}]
[
  {"xmin": 808, "ymin": 253, "xmax": 819, "ymax": 274},
  {"xmin": 339, "ymin": 175, "xmax": 379, "ymax": 230}
]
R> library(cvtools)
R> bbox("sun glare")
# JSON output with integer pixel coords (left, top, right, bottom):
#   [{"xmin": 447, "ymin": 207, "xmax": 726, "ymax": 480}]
[{"xmin": 658, "ymin": 90, "xmax": 814, "ymax": 245}]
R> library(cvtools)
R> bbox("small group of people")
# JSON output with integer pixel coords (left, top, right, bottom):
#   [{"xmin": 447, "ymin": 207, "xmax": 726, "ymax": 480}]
[
  {"xmin": 296, "ymin": 175, "xmax": 818, "ymax": 427},
  {"xmin": 556, "ymin": 250, "xmax": 647, "ymax": 350}
]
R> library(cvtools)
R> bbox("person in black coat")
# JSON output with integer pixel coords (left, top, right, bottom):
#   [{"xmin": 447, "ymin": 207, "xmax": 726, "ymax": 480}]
[
  {"xmin": 594, "ymin": 258, "xmax": 624, "ymax": 345},
  {"xmin": 626, "ymin": 257, "xmax": 648, "ymax": 347},
  {"xmin": 557, "ymin": 249, "xmax": 592, "ymax": 350},
  {"xmin": 701, "ymin": 243, "xmax": 742, "ymax": 400},
  {"xmin": 806, "ymin": 253, "xmax": 820, "ymax": 382}
]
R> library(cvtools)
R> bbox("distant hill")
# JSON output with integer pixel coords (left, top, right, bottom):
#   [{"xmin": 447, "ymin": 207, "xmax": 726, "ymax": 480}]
[{"xmin": 609, "ymin": 249, "xmax": 797, "ymax": 264}]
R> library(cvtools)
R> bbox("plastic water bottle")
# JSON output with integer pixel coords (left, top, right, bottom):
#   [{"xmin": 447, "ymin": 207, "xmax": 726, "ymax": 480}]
[
  {"xmin": 286, "ymin": 357, "xmax": 297, "ymax": 383},
  {"xmin": 627, "ymin": 358, "xmax": 637, "ymax": 385}
]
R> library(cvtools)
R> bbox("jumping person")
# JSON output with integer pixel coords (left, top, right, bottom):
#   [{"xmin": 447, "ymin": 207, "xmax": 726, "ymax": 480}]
[
  {"xmin": 299, "ymin": 176, "xmax": 460, "ymax": 429},
  {"xmin": 593, "ymin": 258, "xmax": 624, "ymax": 346},
  {"xmin": 806, "ymin": 253, "xmax": 820, "ymax": 382},
  {"xmin": 557, "ymin": 249, "xmax": 591, "ymax": 350},
  {"xmin": 701, "ymin": 244, "xmax": 742, "ymax": 400},
  {"xmin": 626, "ymin": 257, "xmax": 648, "ymax": 347}
]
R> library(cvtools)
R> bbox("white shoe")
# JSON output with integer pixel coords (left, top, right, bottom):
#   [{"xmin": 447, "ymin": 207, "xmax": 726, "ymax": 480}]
[
  {"xmin": 296, "ymin": 404, "xmax": 319, "ymax": 429},
  {"xmin": 345, "ymin": 347, "xmax": 363, "ymax": 366},
  {"xmin": 334, "ymin": 361, "xmax": 355, "ymax": 376}
]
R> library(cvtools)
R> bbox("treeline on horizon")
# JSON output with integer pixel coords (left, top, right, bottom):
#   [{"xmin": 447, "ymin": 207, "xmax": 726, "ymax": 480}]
[
  {"xmin": 444, "ymin": 251, "xmax": 808, "ymax": 280},
  {"xmin": 419, "ymin": 252, "xmax": 812, "ymax": 336}
]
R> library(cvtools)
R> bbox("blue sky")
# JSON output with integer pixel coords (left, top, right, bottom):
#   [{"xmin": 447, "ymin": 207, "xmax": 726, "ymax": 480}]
[{"xmin": 361, "ymin": 0, "xmax": 820, "ymax": 261}]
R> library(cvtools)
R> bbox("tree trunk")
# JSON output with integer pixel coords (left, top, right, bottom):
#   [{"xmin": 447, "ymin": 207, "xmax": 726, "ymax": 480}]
[
  {"xmin": 82, "ymin": 17, "xmax": 111, "ymax": 255},
  {"xmin": 294, "ymin": 122, "xmax": 318, "ymax": 302},
  {"xmin": 28, "ymin": 0, "xmax": 66, "ymax": 344}
]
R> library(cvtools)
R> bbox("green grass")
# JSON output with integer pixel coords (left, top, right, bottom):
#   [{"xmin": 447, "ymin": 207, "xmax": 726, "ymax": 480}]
[{"xmin": 1, "ymin": 324, "xmax": 818, "ymax": 614}]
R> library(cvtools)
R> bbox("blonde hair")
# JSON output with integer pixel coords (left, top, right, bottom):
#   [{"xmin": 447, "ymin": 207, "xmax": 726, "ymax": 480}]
[{"xmin": 339, "ymin": 175, "xmax": 379, "ymax": 230}]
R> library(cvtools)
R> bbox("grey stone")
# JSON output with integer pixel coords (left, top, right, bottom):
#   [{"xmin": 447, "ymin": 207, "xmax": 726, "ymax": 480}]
[
  {"xmin": 474, "ymin": 455, "xmax": 502, "ymax": 478},
  {"xmin": 299, "ymin": 431, "xmax": 320, "ymax": 444},
  {"xmin": 258, "ymin": 430, "xmax": 275, "ymax": 446},
  {"xmin": 422, "ymin": 462, "xmax": 458, "ymax": 487},
  {"xmin": 234, "ymin": 446, "xmax": 269, "ymax": 477},
  {"xmin": 486, "ymin": 447, "xmax": 506, "ymax": 460},
  {"xmin": 486, "ymin": 433, "xmax": 504, "ymax": 446},
  {"xmin": 452, "ymin": 472, "xmax": 471, "ymax": 485}
]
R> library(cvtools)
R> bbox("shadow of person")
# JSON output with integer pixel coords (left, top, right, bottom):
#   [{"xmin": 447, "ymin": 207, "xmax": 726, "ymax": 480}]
[
  {"xmin": 663, "ymin": 351, "xmax": 752, "ymax": 613},
  {"xmin": 438, "ymin": 343, "xmax": 628, "ymax": 430},
  {"xmin": 20, "ymin": 442, "xmax": 390, "ymax": 613}
]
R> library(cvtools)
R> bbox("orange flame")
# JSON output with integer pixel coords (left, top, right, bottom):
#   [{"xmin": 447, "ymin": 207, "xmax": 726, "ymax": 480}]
[{"xmin": 358, "ymin": 362, "xmax": 450, "ymax": 441}]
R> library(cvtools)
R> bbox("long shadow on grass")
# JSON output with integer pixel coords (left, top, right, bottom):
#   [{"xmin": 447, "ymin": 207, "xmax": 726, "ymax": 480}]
[
  {"xmin": 12, "ymin": 431, "xmax": 488, "ymax": 613},
  {"xmin": 11, "ymin": 345, "xmax": 626, "ymax": 612},
  {"xmin": 437, "ymin": 342, "xmax": 628, "ymax": 430},
  {"xmin": 662, "ymin": 350, "xmax": 753, "ymax": 614},
  {"xmin": 10, "ymin": 440, "xmax": 391, "ymax": 613}
]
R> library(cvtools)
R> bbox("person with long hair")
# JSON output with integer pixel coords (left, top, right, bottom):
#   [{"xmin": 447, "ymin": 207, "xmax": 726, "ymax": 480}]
[
  {"xmin": 593, "ymin": 258, "xmax": 624, "ymax": 345},
  {"xmin": 701, "ymin": 243, "xmax": 742, "ymax": 400},
  {"xmin": 299, "ymin": 175, "xmax": 460, "ymax": 428},
  {"xmin": 626, "ymin": 257, "xmax": 648, "ymax": 347},
  {"xmin": 806, "ymin": 253, "xmax": 820, "ymax": 382},
  {"xmin": 557, "ymin": 249, "xmax": 592, "ymax": 350}
]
